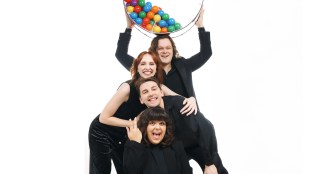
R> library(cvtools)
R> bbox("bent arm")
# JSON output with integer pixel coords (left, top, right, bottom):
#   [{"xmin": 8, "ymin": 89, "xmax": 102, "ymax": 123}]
[{"xmin": 99, "ymin": 83, "xmax": 133, "ymax": 127}]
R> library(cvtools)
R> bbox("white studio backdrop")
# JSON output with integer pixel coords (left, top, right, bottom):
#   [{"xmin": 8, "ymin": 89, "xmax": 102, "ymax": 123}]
[{"xmin": 0, "ymin": 0, "xmax": 308, "ymax": 174}]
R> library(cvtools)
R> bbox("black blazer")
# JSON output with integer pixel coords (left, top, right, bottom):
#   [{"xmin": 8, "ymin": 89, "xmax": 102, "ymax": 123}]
[
  {"xmin": 115, "ymin": 28, "xmax": 212, "ymax": 99},
  {"xmin": 123, "ymin": 140, "xmax": 192, "ymax": 174}
]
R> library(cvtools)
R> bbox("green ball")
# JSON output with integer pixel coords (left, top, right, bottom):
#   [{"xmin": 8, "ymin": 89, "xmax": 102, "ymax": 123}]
[
  {"xmin": 149, "ymin": 20, "xmax": 155, "ymax": 25},
  {"xmin": 174, "ymin": 23, "xmax": 181, "ymax": 30},
  {"xmin": 139, "ymin": 11, "xmax": 146, "ymax": 18},
  {"xmin": 138, "ymin": 0, "xmax": 145, "ymax": 7},
  {"xmin": 162, "ymin": 13, "xmax": 169, "ymax": 21},
  {"xmin": 168, "ymin": 25, "xmax": 175, "ymax": 32}
]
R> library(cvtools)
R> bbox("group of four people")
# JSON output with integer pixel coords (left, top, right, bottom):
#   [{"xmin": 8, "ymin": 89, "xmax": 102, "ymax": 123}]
[{"xmin": 88, "ymin": 8, "xmax": 228, "ymax": 174}]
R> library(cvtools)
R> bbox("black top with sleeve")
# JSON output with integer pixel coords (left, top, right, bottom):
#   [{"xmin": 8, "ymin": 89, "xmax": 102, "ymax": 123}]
[{"xmin": 123, "ymin": 140, "xmax": 192, "ymax": 174}]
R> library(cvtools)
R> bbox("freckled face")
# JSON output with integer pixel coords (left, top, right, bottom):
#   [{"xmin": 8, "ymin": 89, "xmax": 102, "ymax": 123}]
[
  {"xmin": 147, "ymin": 120, "xmax": 166, "ymax": 144},
  {"xmin": 137, "ymin": 54, "xmax": 156, "ymax": 78}
]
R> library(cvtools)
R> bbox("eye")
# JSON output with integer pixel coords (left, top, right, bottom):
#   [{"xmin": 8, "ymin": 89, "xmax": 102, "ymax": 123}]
[{"xmin": 159, "ymin": 121, "xmax": 166, "ymax": 126}]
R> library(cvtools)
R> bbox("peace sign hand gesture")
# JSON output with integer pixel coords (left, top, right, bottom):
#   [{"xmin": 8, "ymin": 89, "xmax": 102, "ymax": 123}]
[{"xmin": 126, "ymin": 117, "xmax": 142, "ymax": 143}]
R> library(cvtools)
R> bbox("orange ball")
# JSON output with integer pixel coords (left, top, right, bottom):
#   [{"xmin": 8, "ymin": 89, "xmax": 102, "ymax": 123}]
[
  {"xmin": 151, "ymin": 6, "xmax": 159, "ymax": 13},
  {"xmin": 161, "ymin": 27, "xmax": 168, "ymax": 33},
  {"xmin": 145, "ymin": 24, "xmax": 153, "ymax": 31},
  {"xmin": 146, "ymin": 11, "xmax": 154, "ymax": 19}
]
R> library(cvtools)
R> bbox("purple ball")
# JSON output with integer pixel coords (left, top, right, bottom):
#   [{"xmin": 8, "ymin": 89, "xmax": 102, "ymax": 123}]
[{"xmin": 131, "ymin": 0, "xmax": 138, "ymax": 6}]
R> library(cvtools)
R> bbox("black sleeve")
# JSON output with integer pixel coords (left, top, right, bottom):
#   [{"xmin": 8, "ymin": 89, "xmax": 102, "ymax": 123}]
[
  {"xmin": 115, "ymin": 30, "xmax": 135, "ymax": 71},
  {"xmin": 173, "ymin": 141, "xmax": 193, "ymax": 174},
  {"xmin": 123, "ymin": 141, "xmax": 146, "ymax": 174},
  {"xmin": 185, "ymin": 27, "xmax": 212, "ymax": 71}
]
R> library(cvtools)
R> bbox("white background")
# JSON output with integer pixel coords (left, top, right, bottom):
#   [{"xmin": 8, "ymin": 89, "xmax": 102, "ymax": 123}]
[{"xmin": 0, "ymin": 0, "xmax": 308, "ymax": 174}]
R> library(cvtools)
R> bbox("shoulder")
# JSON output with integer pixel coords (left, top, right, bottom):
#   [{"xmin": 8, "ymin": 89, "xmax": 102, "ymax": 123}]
[{"xmin": 116, "ymin": 82, "xmax": 131, "ymax": 95}]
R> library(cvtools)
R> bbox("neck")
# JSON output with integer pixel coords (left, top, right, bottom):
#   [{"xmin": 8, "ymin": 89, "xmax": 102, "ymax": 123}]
[{"xmin": 163, "ymin": 64, "xmax": 172, "ymax": 74}]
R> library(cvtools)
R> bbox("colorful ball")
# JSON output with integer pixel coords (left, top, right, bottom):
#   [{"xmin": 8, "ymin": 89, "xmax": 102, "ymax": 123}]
[
  {"xmin": 142, "ymin": 17, "xmax": 150, "ymax": 25},
  {"xmin": 124, "ymin": 0, "xmax": 132, "ymax": 3},
  {"xmin": 158, "ymin": 20, "xmax": 167, "ymax": 27},
  {"xmin": 157, "ymin": 10, "xmax": 164, "ymax": 16},
  {"xmin": 174, "ymin": 23, "xmax": 181, "ymax": 30},
  {"xmin": 145, "ymin": 23, "xmax": 153, "ymax": 31},
  {"xmin": 126, "ymin": 6, "xmax": 134, "ymax": 13},
  {"xmin": 130, "ymin": 12, "xmax": 138, "ymax": 19},
  {"xmin": 151, "ymin": 6, "xmax": 159, "ymax": 13},
  {"xmin": 161, "ymin": 13, "xmax": 169, "ymax": 21},
  {"xmin": 168, "ymin": 25, "xmax": 175, "ymax": 32},
  {"xmin": 167, "ymin": 18, "xmax": 175, "ymax": 26},
  {"xmin": 145, "ymin": 2, "xmax": 152, "ymax": 7},
  {"xmin": 153, "ymin": 14, "xmax": 161, "ymax": 22},
  {"xmin": 153, "ymin": 25, "xmax": 161, "ymax": 33},
  {"xmin": 134, "ymin": 5, "xmax": 142, "ymax": 13},
  {"xmin": 139, "ymin": 11, "xmax": 146, "ymax": 18},
  {"xmin": 143, "ymin": 5, "xmax": 151, "ymax": 12},
  {"xmin": 161, "ymin": 27, "xmax": 168, "ymax": 33},
  {"xmin": 135, "ymin": 17, "xmax": 143, "ymax": 25},
  {"xmin": 149, "ymin": 20, "xmax": 155, "ymax": 25},
  {"xmin": 138, "ymin": 0, "xmax": 145, "ymax": 7},
  {"xmin": 131, "ymin": 0, "xmax": 138, "ymax": 6},
  {"xmin": 146, "ymin": 11, "xmax": 154, "ymax": 19}
]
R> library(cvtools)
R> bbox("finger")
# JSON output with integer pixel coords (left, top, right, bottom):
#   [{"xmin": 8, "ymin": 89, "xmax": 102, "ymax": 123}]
[
  {"xmin": 126, "ymin": 126, "xmax": 130, "ymax": 134},
  {"xmin": 133, "ymin": 117, "xmax": 137, "ymax": 129},
  {"xmin": 194, "ymin": 107, "xmax": 198, "ymax": 115},
  {"xmin": 186, "ymin": 108, "xmax": 194, "ymax": 116},
  {"xmin": 183, "ymin": 98, "xmax": 187, "ymax": 105},
  {"xmin": 180, "ymin": 104, "xmax": 189, "ymax": 114},
  {"xmin": 181, "ymin": 105, "xmax": 191, "ymax": 115}
]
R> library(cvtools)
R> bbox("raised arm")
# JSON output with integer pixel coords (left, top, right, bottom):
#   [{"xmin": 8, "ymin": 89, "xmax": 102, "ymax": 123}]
[
  {"xmin": 115, "ymin": 12, "xmax": 135, "ymax": 71},
  {"xmin": 186, "ymin": 8, "xmax": 213, "ymax": 71}
]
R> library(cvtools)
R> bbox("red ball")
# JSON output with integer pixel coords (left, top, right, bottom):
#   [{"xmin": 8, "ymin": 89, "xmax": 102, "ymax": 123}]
[
  {"xmin": 142, "ymin": 17, "xmax": 150, "ymax": 25},
  {"xmin": 134, "ymin": 5, "xmax": 142, "ymax": 13}
]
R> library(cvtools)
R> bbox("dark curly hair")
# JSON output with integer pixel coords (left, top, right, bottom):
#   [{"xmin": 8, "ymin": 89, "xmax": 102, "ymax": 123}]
[
  {"xmin": 137, "ymin": 106, "xmax": 174, "ymax": 147},
  {"xmin": 148, "ymin": 34, "xmax": 180, "ymax": 59}
]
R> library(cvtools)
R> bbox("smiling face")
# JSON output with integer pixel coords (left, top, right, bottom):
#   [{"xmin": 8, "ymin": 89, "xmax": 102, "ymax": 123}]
[
  {"xmin": 137, "ymin": 54, "xmax": 157, "ymax": 78},
  {"xmin": 156, "ymin": 38, "xmax": 174, "ymax": 66},
  {"xmin": 139, "ymin": 80, "xmax": 164, "ymax": 108},
  {"xmin": 146, "ymin": 120, "xmax": 166, "ymax": 145}
]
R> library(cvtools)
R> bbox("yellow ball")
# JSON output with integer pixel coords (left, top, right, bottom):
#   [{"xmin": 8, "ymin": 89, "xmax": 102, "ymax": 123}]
[
  {"xmin": 153, "ymin": 25, "xmax": 161, "ymax": 33},
  {"xmin": 153, "ymin": 14, "xmax": 161, "ymax": 22},
  {"xmin": 126, "ymin": 6, "xmax": 134, "ymax": 13}
]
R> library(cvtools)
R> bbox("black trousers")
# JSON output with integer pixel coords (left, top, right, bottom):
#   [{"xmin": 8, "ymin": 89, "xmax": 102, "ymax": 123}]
[{"xmin": 88, "ymin": 117, "xmax": 125, "ymax": 174}]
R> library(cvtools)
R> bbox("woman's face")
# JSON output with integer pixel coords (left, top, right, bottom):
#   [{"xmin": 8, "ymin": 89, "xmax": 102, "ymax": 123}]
[
  {"xmin": 146, "ymin": 120, "xmax": 166, "ymax": 145},
  {"xmin": 156, "ymin": 38, "xmax": 173, "ymax": 66},
  {"xmin": 137, "ymin": 54, "xmax": 157, "ymax": 78}
]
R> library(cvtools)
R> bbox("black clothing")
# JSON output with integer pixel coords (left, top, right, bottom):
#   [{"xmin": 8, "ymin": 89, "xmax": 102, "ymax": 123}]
[
  {"xmin": 123, "ymin": 140, "xmax": 192, "ymax": 174},
  {"xmin": 88, "ymin": 81, "xmax": 147, "ymax": 174},
  {"xmin": 115, "ymin": 28, "xmax": 212, "ymax": 99},
  {"xmin": 163, "ymin": 95, "xmax": 228, "ymax": 174}
]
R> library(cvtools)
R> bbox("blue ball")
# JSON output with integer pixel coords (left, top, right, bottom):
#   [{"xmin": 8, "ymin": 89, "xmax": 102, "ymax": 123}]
[
  {"xmin": 157, "ymin": 10, "xmax": 164, "ymax": 16},
  {"xmin": 145, "ymin": 2, "xmax": 152, "ymax": 7},
  {"xmin": 143, "ymin": 5, "xmax": 151, "ymax": 12},
  {"xmin": 135, "ymin": 17, "xmax": 143, "ymax": 25},
  {"xmin": 158, "ymin": 20, "xmax": 167, "ymax": 27},
  {"xmin": 167, "ymin": 18, "xmax": 175, "ymax": 26},
  {"xmin": 130, "ymin": 12, "xmax": 138, "ymax": 19}
]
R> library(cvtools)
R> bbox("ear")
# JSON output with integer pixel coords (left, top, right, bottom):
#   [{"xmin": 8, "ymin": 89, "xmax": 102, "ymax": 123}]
[
  {"xmin": 160, "ymin": 89, "xmax": 164, "ymax": 97},
  {"xmin": 139, "ymin": 97, "xmax": 144, "ymax": 104}
]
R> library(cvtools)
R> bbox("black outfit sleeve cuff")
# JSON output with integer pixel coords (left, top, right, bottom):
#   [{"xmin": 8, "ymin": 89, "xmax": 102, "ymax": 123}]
[
  {"xmin": 198, "ymin": 27, "xmax": 206, "ymax": 33},
  {"xmin": 125, "ymin": 28, "xmax": 132, "ymax": 34}
]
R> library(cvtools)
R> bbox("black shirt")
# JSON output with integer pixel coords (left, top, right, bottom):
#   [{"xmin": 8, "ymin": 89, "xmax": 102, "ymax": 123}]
[{"xmin": 163, "ymin": 64, "xmax": 189, "ymax": 98}]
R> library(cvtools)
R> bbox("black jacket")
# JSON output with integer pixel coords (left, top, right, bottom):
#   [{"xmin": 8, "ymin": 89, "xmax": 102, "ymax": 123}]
[{"xmin": 123, "ymin": 140, "xmax": 192, "ymax": 174}]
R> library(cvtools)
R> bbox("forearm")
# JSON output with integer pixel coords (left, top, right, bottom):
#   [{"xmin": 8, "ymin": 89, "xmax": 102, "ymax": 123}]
[
  {"xmin": 99, "ymin": 115, "xmax": 132, "ymax": 127},
  {"xmin": 115, "ymin": 29, "xmax": 134, "ymax": 71}
]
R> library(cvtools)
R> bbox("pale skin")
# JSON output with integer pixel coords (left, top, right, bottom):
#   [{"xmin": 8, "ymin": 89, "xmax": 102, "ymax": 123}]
[
  {"xmin": 99, "ymin": 53, "xmax": 197, "ymax": 128},
  {"xmin": 138, "ymin": 80, "xmax": 218, "ymax": 174}
]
